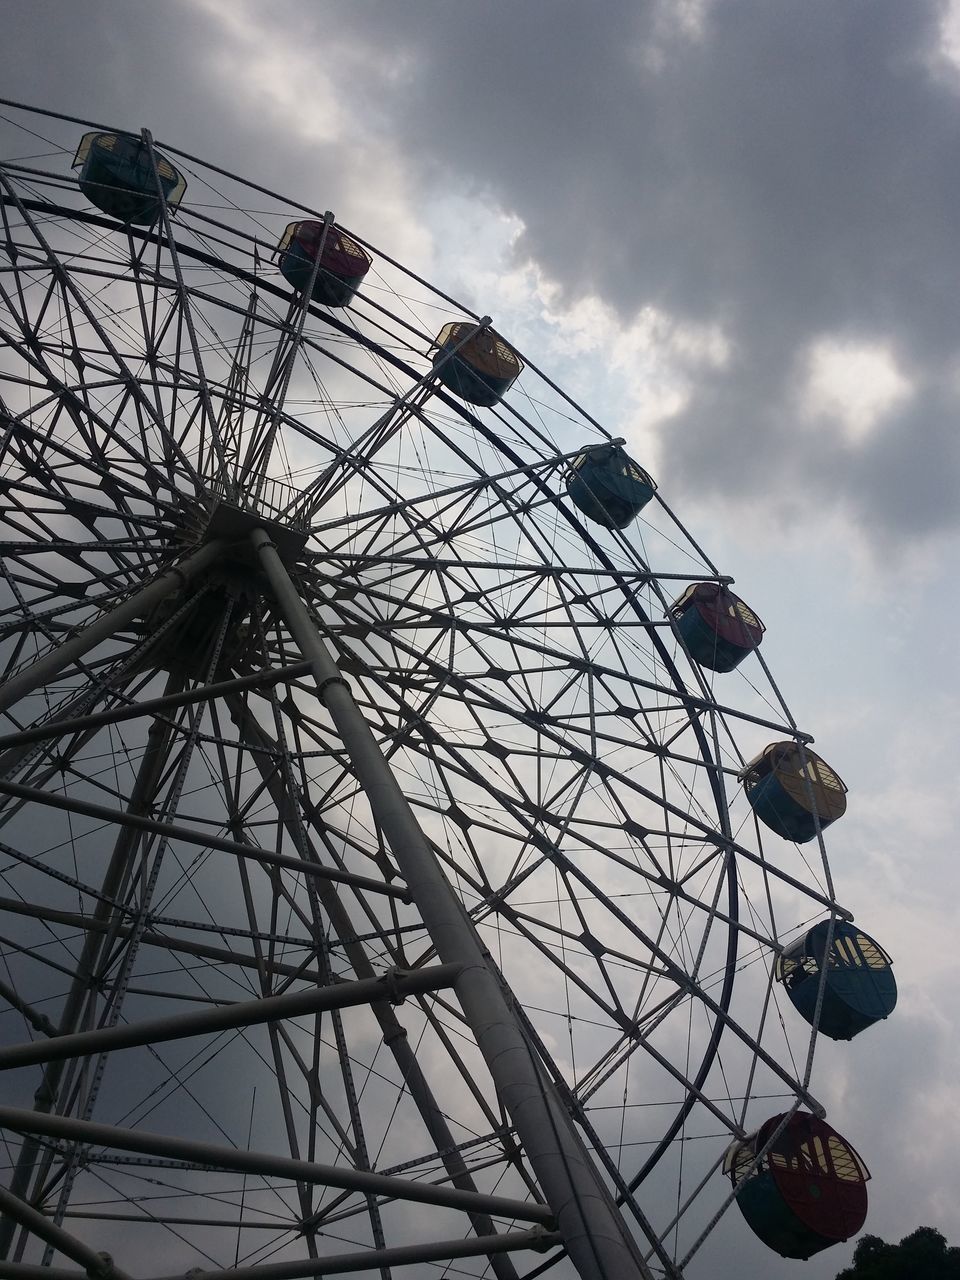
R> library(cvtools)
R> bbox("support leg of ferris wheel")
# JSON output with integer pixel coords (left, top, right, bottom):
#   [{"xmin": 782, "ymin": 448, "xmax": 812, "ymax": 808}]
[
  {"xmin": 251, "ymin": 526, "xmax": 656, "ymax": 1280},
  {"xmin": 0, "ymin": 674, "xmax": 183, "ymax": 1261},
  {"xmin": 0, "ymin": 538, "xmax": 222, "ymax": 1259},
  {"xmin": 225, "ymin": 696, "xmax": 524, "ymax": 1280}
]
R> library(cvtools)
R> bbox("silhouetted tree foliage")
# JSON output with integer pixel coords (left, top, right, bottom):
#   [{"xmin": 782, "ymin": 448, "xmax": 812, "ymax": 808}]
[{"xmin": 836, "ymin": 1228, "xmax": 960, "ymax": 1279}]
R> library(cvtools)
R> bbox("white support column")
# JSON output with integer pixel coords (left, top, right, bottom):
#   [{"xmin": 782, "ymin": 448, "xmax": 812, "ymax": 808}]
[{"xmin": 251, "ymin": 526, "xmax": 654, "ymax": 1280}]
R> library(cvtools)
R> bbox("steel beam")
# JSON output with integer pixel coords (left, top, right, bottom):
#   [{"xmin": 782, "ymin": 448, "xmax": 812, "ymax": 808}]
[
  {"xmin": 0, "ymin": 975, "xmax": 54, "ymax": 1037},
  {"xmin": 0, "ymin": 659, "xmax": 313, "ymax": 751},
  {"xmin": 0, "ymin": 539, "xmax": 224, "ymax": 716},
  {"xmin": 0, "ymin": 895, "xmax": 326, "ymax": 984},
  {"xmin": 307, "ymin": 552, "xmax": 731, "ymax": 580},
  {"xmin": 158, "ymin": 1228, "xmax": 561, "ymax": 1280},
  {"xmin": 0, "ymin": 1108, "xmax": 554, "ymax": 1224},
  {"xmin": 227, "ymin": 696, "xmax": 522, "ymax": 1280},
  {"xmin": 0, "ymin": 965, "xmax": 461, "ymax": 1069},
  {"xmin": 304, "ymin": 437, "xmax": 625, "ymax": 537},
  {"xmin": 252, "ymin": 527, "xmax": 653, "ymax": 1280},
  {"xmin": 0, "ymin": 779, "xmax": 409, "ymax": 901},
  {"xmin": 0, "ymin": 1229, "xmax": 560, "ymax": 1280},
  {"xmin": 0, "ymin": 1187, "xmax": 130, "ymax": 1280}
]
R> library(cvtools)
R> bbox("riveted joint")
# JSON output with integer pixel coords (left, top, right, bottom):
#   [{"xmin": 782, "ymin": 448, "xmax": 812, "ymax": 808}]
[
  {"xmin": 531, "ymin": 1223, "xmax": 558, "ymax": 1249},
  {"xmin": 315, "ymin": 674, "xmax": 348, "ymax": 703},
  {"xmin": 88, "ymin": 1252, "xmax": 117, "ymax": 1280},
  {"xmin": 381, "ymin": 966, "xmax": 409, "ymax": 1005},
  {"xmin": 164, "ymin": 565, "xmax": 188, "ymax": 594}
]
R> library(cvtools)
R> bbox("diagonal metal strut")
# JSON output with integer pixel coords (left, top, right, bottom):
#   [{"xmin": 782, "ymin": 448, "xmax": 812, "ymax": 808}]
[{"xmin": 251, "ymin": 526, "xmax": 655, "ymax": 1280}]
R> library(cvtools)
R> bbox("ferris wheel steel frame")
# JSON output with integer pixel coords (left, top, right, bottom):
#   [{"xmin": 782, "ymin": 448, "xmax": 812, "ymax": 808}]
[{"xmin": 0, "ymin": 100, "xmax": 853, "ymax": 1280}]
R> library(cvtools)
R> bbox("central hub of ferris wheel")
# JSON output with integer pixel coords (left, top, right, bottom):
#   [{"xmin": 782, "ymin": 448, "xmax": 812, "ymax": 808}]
[
  {"xmin": 186, "ymin": 475, "xmax": 311, "ymax": 564},
  {"xmin": 146, "ymin": 475, "xmax": 313, "ymax": 678}
]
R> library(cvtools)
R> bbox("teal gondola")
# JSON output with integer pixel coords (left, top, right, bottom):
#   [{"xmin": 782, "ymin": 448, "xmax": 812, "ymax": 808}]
[
  {"xmin": 431, "ymin": 322, "xmax": 523, "ymax": 406},
  {"xmin": 776, "ymin": 920, "xmax": 897, "ymax": 1040},
  {"xmin": 565, "ymin": 445, "xmax": 656, "ymax": 529},
  {"xmin": 277, "ymin": 221, "xmax": 372, "ymax": 307},
  {"xmin": 740, "ymin": 742, "xmax": 847, "ymax": 843},
  {"xmin": 73, "ymin": 132, "xmax": 186, "ymax": 225},
  {"xmin": 670, "ymin": 582, "xmax": 764, "ymax": 672},
  {"xmin": 724, "ymin": 1112, "xmax": 869, "ymax": 1259}
]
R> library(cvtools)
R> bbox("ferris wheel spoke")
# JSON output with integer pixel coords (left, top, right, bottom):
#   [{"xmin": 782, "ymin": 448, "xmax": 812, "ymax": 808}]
[
  {"xmin": 311, "ymin": 549, "xmax": 728, "ymax": 589},
  {"xmin": 235, "ymin": 312, "xmax": 310, "ymax": 491},
  {"xmin": 0, "ymin": 369, "xmax": 171, "ymax": 515},
  {"xmin": 137, "ymin": 131, "xmax": 230, "ymax": 491},
  {"xmin": 122, "ymin": 226, "xmax": 220, "ymax": 497},
  {"xmin": 292, "ymin": 398, "xmax": 424, "ymax": 527},
  {"xmin": 209, "ymin": 287, "xmax": 260, "ymax": 477},
  {"xmin": 311, "ymin": 560, "xmax": 808, "ymax": 749},
  {"xmin": 306, "ymin": 437, "xmax": 619, "ymax": 548},
  {"xmin": 243, "ymin": 640, "xmax": 397, "ymax": 1256},
  {"xmin": 311, "ymin": 610, "xmax": 844, "ymax": 953},
  {"xmin": 323, "ymin": 650, "xmax": 727, "ymax": 1029},
  {"xmin": 288, "ymin": 336, "xmax": 512, "ymax": 527},
  {"xmin": 220, "ymin": 695, "xmax": 532, "ymax": 1280},
  {"xmin": 316, "ymin": 584, "xmax": 705, "ymax": 823},
  {"xmin": 0, "ymin": 312, "xmax": 190, "ymax": 520},
  {"xmin": 0, "ymin": 636, "xmax": 173, "ymax": 825},
  {"xmin": 0, "ymin": 293, "xmax": 199, "ymax": 517},
  {"xmin": 0, "ymin": 479, "xmax": 173, "ymax": 545}
]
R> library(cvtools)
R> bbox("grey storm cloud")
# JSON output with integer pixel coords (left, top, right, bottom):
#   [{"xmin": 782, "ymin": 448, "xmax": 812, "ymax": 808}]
[
  {"xmin": 6, "ymin": 0, "xmax": 960, "ymax": 544},
  {"xmin": 0, "ymin": 1, "xmax": 358, "ymax": 220},
  {"xmin": 276, "ymin": 0, "xmax": 960, "ymax": 547}
]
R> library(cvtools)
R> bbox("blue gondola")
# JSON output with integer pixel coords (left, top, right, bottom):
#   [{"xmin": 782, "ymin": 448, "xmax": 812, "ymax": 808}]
[
  {"xmin": 724, "ymin": 1112, "xmax": 869, "ymax": 1260},
  {"xmin": 277, "ymin": 220, "xmax": 372, "ymax": 308},
  {"xmin": 671, "ymin": 582, "xmax": 764, "ymax": 672},
  {"xmin": 740, "ymin": 742, "xmax": 847, "ymax": 843},
  {"xmin": 73, "ymin": 132, "xmax": 185, "ymax": 225},
  {"xmin": 776, "ymin": 920, "xmax": 897, "ymax": 1040},
  {"xmin": 566, "ymin": 445, "xmax": 656, "ymax": 529},
  {"xmin": 431, "ymin": 322, "xmax": 523, "ymax": 406}
]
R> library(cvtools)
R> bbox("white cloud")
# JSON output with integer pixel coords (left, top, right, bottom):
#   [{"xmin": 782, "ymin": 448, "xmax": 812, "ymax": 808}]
[
  {"xmin": 801, "ymin": 336, "xmax": 912, "ymax": 445},
  {"xmin": 190, "ymin": 0, "xmax": 433, "ymax": 270},
  {"xmin": 938, "ymin": 0, "xmax": 960, "ymax": 73}
]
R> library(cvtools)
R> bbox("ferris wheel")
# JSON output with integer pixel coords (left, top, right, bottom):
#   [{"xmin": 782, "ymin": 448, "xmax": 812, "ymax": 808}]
[{"xmin": 0, "ymin": 101, "xmax": 897, "ymax": 1280}]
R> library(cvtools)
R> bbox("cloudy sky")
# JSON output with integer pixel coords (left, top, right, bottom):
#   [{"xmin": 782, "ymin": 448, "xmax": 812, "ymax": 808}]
[{"xmin": 2, "ymin": 1, "xmax": 960, "ymax": 1277}]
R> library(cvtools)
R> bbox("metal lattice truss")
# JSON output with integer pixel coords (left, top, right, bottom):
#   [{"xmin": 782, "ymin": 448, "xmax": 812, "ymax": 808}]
[{"xmin": 0, "ymin": 102, "xmax": 845, "ymax": 1280}]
